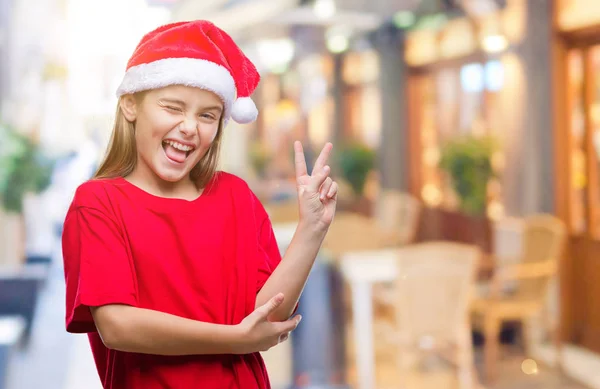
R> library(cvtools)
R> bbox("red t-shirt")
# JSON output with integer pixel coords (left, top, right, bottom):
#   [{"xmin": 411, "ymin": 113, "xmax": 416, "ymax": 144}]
[{"xmin": 62, "ymin": 172, "xmax": 284, "ymax": 389}]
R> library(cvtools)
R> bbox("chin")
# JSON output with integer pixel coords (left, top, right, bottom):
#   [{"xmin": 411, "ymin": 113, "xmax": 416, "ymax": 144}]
[{"xmin": 155, "ymin": 168, "xmax": 192, "ymax": 183}]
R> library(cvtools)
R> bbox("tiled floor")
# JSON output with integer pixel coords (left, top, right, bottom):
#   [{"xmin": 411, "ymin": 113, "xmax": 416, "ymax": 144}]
[
  {"xmin": 3, "ymin": 248, "xmax": 592, "ymax": 389},
  {"xmin": 345, "ymin": 348, "xmax": 586, "ymax": 389}
]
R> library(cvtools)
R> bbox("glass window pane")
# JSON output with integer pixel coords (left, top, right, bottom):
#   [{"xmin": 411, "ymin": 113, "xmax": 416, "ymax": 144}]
[
  {"xmin": 484, "ymin": 60, "xmax": 504, "ymax": 92},
  {"xmin": 568, "ymin": 49, "xmax": 587, "ymax": 234},
  {"xmin": 588, "ymin": 46, "xmax": 600, "ymax": 238}
]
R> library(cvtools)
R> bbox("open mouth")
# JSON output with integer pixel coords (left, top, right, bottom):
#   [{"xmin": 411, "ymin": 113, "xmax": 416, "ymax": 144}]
[{"xmin": 162, "ymin": 140, "xmax": 195, "ymax": 164}]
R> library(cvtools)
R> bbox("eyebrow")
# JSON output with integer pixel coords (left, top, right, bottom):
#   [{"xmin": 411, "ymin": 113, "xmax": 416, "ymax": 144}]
[
  {"xmin": 159, "ymin": 98, "xmax": 186, "ymax": 106},
  {"xmin": 202, "ymin": 105, "xmax": 223, "ymax": 113},
  {"xmin": 159, "ymin": 98, "xmax": 223, "ymax": 112}
]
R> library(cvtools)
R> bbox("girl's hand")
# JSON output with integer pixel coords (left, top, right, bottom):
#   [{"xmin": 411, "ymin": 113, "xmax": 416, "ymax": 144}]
[
  {"xmin": 294, "ymin": 141, "xmax": 338, "ymax": 232},
  {"xmin": 235, "ymin": 294, "xmax": 301, "ymax": 354}
]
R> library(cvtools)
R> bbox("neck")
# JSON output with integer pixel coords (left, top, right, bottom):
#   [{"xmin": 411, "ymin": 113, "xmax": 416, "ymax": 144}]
[{"xmin": 126, "ymin": 164, "xmax": 200, "ymax": 200}]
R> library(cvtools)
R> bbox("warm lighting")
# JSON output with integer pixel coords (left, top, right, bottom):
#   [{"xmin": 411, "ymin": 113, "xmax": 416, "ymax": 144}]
[
  {"xmin": 273, "ymin": 99, "xmax": 300, "ymax": 132},
  {"xmin": 594, "ymin": 131, "xmax": 600, "ymax": 159},
  {"xmin": 482, "ymin": 34, "xmax": 508, "ymax": 53},
  {"xmin": 491, "ymin": 151, "xmax": 505, "ymax": 172},
  {"xmin": 521, "ymin": 358, "xmax": 539, "ymax": 375},
  {"xmin": 313, "ymin": 0, "xmax": 336, "ymax": 20},
  {"xmin": 487, "ymin": 201, "xmax": 505, "ymax": 220},
  {"xmin": 423, "ymin": 147, "xmax": 440, "ymax": 167},
  {"xmin": 421, "ymin": 184, "xmax": 442, "ymax": 207}
]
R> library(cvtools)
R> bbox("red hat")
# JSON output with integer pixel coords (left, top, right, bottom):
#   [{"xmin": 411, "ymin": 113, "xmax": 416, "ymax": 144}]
[{"xmin": 116, "ymin": 20, "xmax": 260, "ymax": 124}]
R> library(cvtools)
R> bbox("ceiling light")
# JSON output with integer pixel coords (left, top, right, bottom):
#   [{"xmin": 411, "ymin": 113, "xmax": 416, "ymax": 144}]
[
  {"xmin": 482, "ymin": 34, "xmax": 508, "ymax": 53},
  {"xmin": 326, "ymin": 35, "xmax": 349, "ymax": 53},
  {"xmin": 256, "ymin": 39, "xmax": 295, "ymax": 73},
  {"xmin": 314, "ymin": 0, "xmax": 336, "ymax": 20}
]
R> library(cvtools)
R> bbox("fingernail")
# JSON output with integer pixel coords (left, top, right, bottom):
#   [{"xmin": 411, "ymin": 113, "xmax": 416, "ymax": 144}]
[{"xmin": 297, "ymin": 316, "xmax": 302, "ymax": 324}]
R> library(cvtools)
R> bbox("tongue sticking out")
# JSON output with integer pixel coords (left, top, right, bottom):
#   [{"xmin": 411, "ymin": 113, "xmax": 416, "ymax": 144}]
[{"xmin": 164, "ymin": 143, "xmax": 188, "ymax": 164}]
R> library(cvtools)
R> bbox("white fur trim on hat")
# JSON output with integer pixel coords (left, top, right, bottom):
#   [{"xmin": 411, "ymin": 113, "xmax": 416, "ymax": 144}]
[
  {"xmin": 116, "ymin": 57, "xmax": 236, "ymax": 120},
  {"xmin": 231, "ymin": 97, "xmax": 258, "ymax": 124}
]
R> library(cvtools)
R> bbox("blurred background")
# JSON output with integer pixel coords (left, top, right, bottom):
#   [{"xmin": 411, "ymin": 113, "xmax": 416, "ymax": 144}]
[{"xmin": 0, "ymin": 0, "xmax": 599, "ymax": 388}]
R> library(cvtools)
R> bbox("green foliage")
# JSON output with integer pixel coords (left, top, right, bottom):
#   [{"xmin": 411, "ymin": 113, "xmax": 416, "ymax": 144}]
[
  {"xmin": 337, "ymin": 143, "xmax": 376, "ymax": 196},
  {"xmin": 439, "ymin": 134, "xmax": 498, "ymax": 216},
  {"xmin": 0, "ymin": 124, "xmax": 55, "ymax": 213}
]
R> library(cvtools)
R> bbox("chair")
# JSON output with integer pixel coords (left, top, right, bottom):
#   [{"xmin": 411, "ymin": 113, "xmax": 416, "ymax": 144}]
[
  {"xmin": 470, "ymin": 214, "xmax": 567, "ymax": 382},
  {"xmin": 322, "ymin": 212, "xmax": 393, "ymax": 258},
  {"xmin": 264, "ymin": 199, "xmax": 299, "ymax": 224},
  {"xmin": 373, "ymin": 190, "xmax": 422, "ymax": 247},
  {"xmin": 380, "ymin": 242, "xmax": 481, "ymax": 389},
  {"xmin": 371, "ymin": 191, "xmax": 422, "ymax": 322}
]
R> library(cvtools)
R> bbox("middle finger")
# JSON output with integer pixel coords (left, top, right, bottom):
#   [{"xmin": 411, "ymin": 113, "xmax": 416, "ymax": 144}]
[{"xmin": 311, "ymin": 143, "xmax": 333, "ymax": 174}]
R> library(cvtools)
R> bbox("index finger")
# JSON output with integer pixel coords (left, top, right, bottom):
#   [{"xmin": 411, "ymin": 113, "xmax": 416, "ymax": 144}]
[
  {"xmin": 312, "ymin": 142, "xmax": 333, "ymax": 174},
  {"xmin": 294, "ymin": 141, "xmax": 308, "ymax": 178}
]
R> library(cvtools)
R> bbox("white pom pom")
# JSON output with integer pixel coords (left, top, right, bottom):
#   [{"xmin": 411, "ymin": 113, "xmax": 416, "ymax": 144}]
[{"xmin": 231, "ymin": 97, "xmax": 258, "ymax": 124}]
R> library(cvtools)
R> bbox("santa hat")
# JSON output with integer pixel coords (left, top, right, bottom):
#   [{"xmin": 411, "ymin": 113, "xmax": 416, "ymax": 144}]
[{"xmin": 116, "ymin": 20, "xmax": 260, "ymax": 124}]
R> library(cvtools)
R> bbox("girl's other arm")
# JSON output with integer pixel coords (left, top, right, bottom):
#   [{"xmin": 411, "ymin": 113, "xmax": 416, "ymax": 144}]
[
  {"xmin": 255, "ymin": 223, "xmax": 326, "ymax": 321},
  {"xmin": 91, "ymin": 293, "xmax": 300, "ymax": 355}
]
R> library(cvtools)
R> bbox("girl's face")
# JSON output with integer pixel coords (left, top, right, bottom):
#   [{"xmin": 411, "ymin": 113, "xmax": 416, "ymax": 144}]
[{"xmin": 121, "ymin": 85, "xmax": 223, "ymax": 185}]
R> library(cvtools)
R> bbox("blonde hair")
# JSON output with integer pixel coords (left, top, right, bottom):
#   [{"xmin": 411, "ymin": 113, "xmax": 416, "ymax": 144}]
[{"xmin": 94, "ymin": 94, "xmax": 224, "ymax": 190}]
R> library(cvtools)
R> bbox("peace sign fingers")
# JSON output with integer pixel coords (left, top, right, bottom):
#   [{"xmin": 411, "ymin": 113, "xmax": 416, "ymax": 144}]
[
  {"xmin": 312, "ymin": 142, "xmax": 333, "ymax": 174},
  {"xmin": 294, "ymin": 141, "xmax": 308, "ymax": 179},
  {"xmin": 292, "ymin": 140, "xmax": 338, "ymax": 230}
]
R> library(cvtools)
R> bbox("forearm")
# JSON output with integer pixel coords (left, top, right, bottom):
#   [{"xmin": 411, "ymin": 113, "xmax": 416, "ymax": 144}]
[
  {"xmin": 91, "ymin": 304, "xmax": 241, "ymax": 356},
  {"xmin": 255, "ymin": 222, "xmax": 327, "ymax": 321}
]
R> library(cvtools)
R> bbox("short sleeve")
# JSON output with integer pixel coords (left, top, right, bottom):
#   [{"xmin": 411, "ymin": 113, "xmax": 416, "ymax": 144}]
[
  {"xmin": 62, "ymin": 205, "xmax": 138, "ymax": 333},
  {"xmin": 255, "ymin": 213, "xmax": 282, "ymax": 293}
]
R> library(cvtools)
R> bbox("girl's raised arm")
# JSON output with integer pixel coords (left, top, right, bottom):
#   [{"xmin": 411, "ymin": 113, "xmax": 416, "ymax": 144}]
[{"xmin": 256, "ymin": 142, "xmax": 338, "ymax": 321}]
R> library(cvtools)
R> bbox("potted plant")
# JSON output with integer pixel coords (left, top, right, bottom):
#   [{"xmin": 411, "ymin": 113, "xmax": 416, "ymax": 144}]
[
  {"xmin": 0, "ymin": 124, "xmax": 54, "ymax": 265},
  {"xmin": 336, "ymin": 143, "xmax": 376, "ymax": 214},
  {"xmin": 439, "ymin": 134, "xmax": 498, "ymax": 216}
]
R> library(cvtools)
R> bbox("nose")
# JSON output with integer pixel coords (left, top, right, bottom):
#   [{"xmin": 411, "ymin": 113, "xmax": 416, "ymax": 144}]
[{"xmin": 178, "ymin": 117, "xmax": 197, "ymax": 137}]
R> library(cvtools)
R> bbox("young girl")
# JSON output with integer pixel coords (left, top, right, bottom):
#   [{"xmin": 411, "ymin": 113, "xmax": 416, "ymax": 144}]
[{"xmin": 62, "ymin": 20, "xmax": 338, "ymax": 389}]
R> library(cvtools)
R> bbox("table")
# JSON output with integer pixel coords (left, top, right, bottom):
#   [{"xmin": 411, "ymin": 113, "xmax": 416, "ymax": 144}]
[
  {"xmin": 338, "ymin": 249, "xmax": 399, "ymax": 389},
  {"xmin": 272, "ymin": 218, "xmax": 396, "ymax": 389}
]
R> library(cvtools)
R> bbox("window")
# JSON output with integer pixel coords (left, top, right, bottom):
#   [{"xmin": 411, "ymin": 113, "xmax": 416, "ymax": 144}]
[{"xmin": 567, "ymin": 45, "xmax": 600, "ymax": 238}]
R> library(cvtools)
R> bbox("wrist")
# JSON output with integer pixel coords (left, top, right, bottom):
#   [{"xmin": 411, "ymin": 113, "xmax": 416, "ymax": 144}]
[
  {"xmin": 296, "ymin": 219, "xmax": 329, "ymax": 238},
  {"xmin": 229, "ymin": 324, "xmax": 250, "ymax": 354},
  {"xmin": 296, "ymin": 220, "xmax": 328, "ymax": 241}
]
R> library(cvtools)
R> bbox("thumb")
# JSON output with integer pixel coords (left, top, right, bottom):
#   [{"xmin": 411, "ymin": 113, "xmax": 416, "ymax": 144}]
[{"xmin": 256, "ymin": 293, "xmax": 284, "ymax": 319}]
